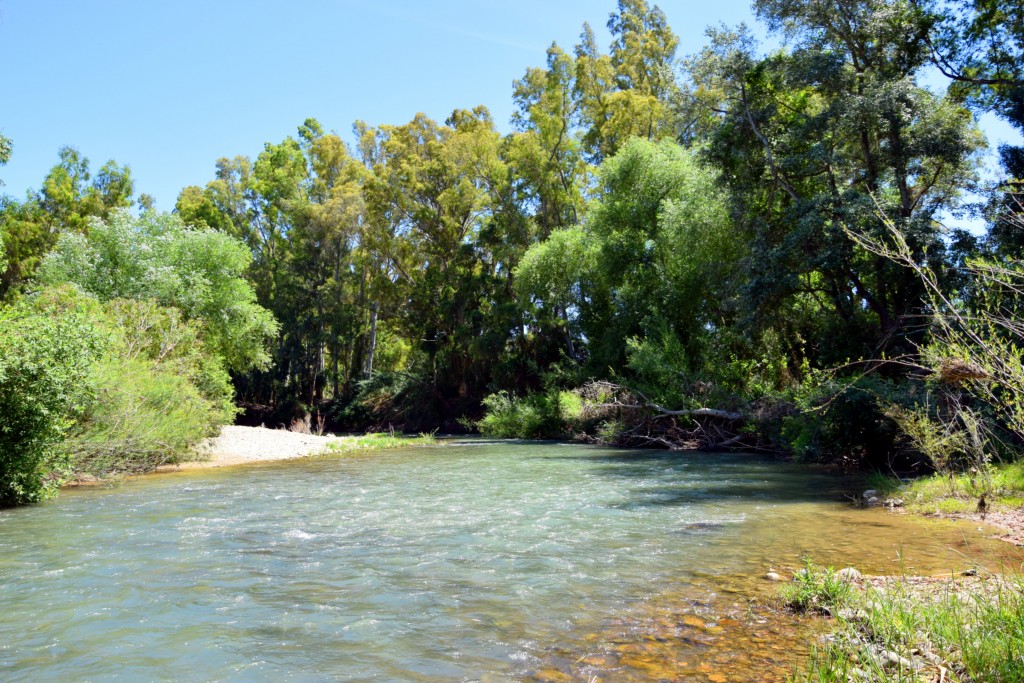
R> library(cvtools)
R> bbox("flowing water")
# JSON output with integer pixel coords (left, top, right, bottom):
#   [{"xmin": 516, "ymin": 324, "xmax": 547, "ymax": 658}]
[{"xmin": 0, "ymin": 442, "xmax": 1019, "ymax": 682}]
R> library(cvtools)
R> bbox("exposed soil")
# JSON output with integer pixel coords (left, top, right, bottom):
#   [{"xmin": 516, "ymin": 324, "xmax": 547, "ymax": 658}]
[{"xmin": 978, "ymin": 508, "xmax": 1024, "ymax": 546}]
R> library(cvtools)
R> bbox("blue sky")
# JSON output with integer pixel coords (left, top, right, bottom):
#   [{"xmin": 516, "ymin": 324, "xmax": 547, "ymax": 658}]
[{"xmin": 0, "ymin": 0, "xmax": 1019, "ymax": 212}]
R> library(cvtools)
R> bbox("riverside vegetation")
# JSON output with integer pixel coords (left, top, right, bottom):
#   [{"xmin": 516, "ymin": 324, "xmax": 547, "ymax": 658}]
[{"xmin": 2, "ymin": 0, "xmax": 1024, "ymax": 678}]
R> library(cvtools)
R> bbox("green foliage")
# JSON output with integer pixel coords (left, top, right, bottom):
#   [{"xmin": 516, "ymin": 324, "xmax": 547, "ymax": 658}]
[
  {"xmin": 882, "ymin": 460, "xmax": 1024, "ymax": 515},
  {"xmin": 781, "ymin": 374, "xmax": 917, "ymax": 468},
  {"xmin": 794, "ymin": 571, "xmax": 1024, "ymax": 683},
  {"xmin": 0, "ymin": 131, "xmax": 11, "ymax": 173},
  {"xmin": 100, "ymin": 299, "xmax": 236, "ymax": 421},
  {"xmin": 324, "ymin": 432, "xmax": 435, "ymax": 454},
  {"xmin": 37, "ymin": 210, "xmax": 277, "ymax": 373},
  {"xmin": 476, "ymin": 389, "xmax": 583, "ymax": 439},
  {"xmin": 5, "ymin": 1, "xmax": 1019, "ymax": 470},
  {"xmin": 780, "ymin": 560, "xmax": 855, "ymax": 614},
  {"xmin": 0, "ymin": 285, "xmax": 240, "ymax": 495},
  {"xmin": 68, "ymin": 355, "xmax": 222, "ymax": 476},
  {"xmin": 585, "ymin": 138, "xmax": 737, "ymax": 373},
  {"xmin": 0, "ymin": 147, "xmax": 137, "ymax": 298},
  {"xmin": 0, "ymin": 287, "xmax": 105, "ymax": 505}
]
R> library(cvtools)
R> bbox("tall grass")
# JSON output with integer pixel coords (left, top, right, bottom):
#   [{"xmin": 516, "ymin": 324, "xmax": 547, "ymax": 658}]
[
  {"xmin": 868, "ymin": 461, "xmax": 1024, "ymax": 514},
  {"xmin": 68, "ymin": 356, "xmax": 223, "ymax": 476}
]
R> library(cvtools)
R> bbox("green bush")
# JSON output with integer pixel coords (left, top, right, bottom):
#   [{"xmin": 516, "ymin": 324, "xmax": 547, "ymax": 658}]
[
  {"xmin": 476, "ymin": 389, "xmax": 582, "ymax": 439},
  {"xmin": 37, "ymin": 210, "xmax": 278, "ymax": 373},
  {"xmin": 0, "ymin": 288, "xmax": 105, "ymax": 505},
  {"xmin": 781, "ymin": 374, "xmax": 917, "ymax": 469},
  {"xmin": 65, "ymin": 298, "xmax": 236, "ymax": 477},
  {"xmin": 0, "ymin": 286, "xmax": 244, "ymax": 500},
  {"xmin": 100, "ymin": 298, "xmax": 236, "ymax": 422},
  {"xmin": 68, "ymin": 356, "xmax": 222, "ymax": 476}
]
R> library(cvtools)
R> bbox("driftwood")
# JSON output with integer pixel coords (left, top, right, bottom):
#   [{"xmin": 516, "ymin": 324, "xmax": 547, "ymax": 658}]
[{"xmin": 574, "ymin": 381, "xmax": 767, "ymax": 451}]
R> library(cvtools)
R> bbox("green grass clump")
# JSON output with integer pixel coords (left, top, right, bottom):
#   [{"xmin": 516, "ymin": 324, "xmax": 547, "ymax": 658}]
[
  {"xmin": 788, "ymin": 565, "xmax": 1024, "ymax": 682},
  {"xmin": 475, "ymin": 389, "xmax": 582, "ymax": 439},
  {"xmin": 325, "ymin": 432, "xmax": 435, "ymax": 455},
  {"xmin": 781, "ymin": 560, "xmax": 856, "ymax": 614}
]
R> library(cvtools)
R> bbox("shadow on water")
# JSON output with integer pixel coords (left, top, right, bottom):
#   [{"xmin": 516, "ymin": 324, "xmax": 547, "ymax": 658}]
[{"xmin": 540, "ymin": 447, "xmax": 859, "ymax": 507}]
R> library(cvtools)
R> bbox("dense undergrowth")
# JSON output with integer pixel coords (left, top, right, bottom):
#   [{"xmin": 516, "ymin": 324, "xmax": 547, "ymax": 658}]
[{"xmin": 0, "ymin": 213, "xmax": 273, "ymax": 506}]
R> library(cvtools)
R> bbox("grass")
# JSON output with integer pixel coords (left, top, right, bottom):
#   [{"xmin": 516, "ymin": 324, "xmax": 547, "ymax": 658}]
[
  {"xmin": 788, "ymin": 562, "xmax": 1024, "ymax": 682},
  {"xmin": 781, "ymin": 559, "xmax": 856, "ymax": 614},
  {"xmin": 324, "ymin": 432, "xmax": 436, "ymax": 455},
  {"xmin": 866, "ymin": 460, "xmax": 1024, "ymax": 515}
]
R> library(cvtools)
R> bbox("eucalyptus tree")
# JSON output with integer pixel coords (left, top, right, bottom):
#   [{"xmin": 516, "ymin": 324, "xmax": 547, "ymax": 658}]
[
  {"xmin": 574, "ymin": 0, "xmax": 682, "ymax": 162},
  {"xmin": 507, "ymin": 44, "xmax": 592, "ymax": 360},
  {"xmin": 0, "ymin": 132, "xmax": 10, "ymax": 183},
  {"xmin": 178, "ymin": 121, "xmax": 379, "ymax": 406},
  {"xmin": 357, "ymin": 108, "xmax": 523, "ymax": 422}
]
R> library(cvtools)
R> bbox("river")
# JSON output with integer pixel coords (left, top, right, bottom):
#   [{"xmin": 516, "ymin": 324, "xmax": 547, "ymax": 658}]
[{"xmin": 0, "ymin": 442, "xmax": 1014, "ymax": 681}]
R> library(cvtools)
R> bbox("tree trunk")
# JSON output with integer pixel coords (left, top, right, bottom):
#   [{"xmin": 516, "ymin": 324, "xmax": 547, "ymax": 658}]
[{"xmin": 364, "ymin": 301, "xmax": 379, "ymax": 378}]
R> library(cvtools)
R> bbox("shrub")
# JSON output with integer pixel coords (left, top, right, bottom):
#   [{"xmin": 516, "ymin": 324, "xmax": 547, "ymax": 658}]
[
  {"xmin": 66, "ymin": 299, "xmax": 236, "ymax": 477},
  {"xmin": 68, "ymin": 356, "xmax": 222, "ymax": 476},
  {"xmin": 781, "ymin": 374, "xmax": 918, "ymax": 469},
  {"xmin": 476, "ymin": 389, "xmax": 582, "ymax": 439},
  {"xmin": 0, "ymin": 287, "xmax": 105, "ymax": 505},
  {"xmin": 37, "ymin": 210, "xmax": 278, "ymax": 373}
]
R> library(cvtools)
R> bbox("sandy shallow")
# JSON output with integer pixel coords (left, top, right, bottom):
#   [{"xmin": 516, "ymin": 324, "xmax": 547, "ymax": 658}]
[{"xmin": 158, "ymin": 425, "xmax": 342, "ymax": 471}]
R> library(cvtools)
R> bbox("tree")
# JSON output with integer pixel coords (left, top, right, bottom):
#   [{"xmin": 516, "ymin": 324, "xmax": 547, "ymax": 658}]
[
  {"xmin": 574, "ymin": 0, "xmax": 682, "ymax": 162},
  {"xmin": 37, "ymin": 210, "xmax": 278, "ymax": 373},
  {"xmin": 0, "ymin": 132, "xmax": 10, "ymax": 185},
  {"xmin": 509, "ymin": 43, "xmax": 589, "ymax": 239},
  {"xmin": 357, "ymin": 108, "xmax": 528, "ymax": 423},
  {"xmin": 517, "ymin": 138, "xmax": 738, "ymax": 379},
  {"xmin": 0, "ymin": 147, "xmax": 135, "ymax": 298},
  {"xmin": 693, "ymin": 0, "xmax": 983, "ymax": 365}
]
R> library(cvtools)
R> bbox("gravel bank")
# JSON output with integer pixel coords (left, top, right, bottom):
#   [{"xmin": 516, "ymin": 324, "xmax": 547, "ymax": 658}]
[{"xmin": 162, "ymin": 425, "xmax": 342, "ymax": 470}]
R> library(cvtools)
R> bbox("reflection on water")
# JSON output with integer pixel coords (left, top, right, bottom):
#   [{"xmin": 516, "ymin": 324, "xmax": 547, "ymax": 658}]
[{"xmin": 0, "ymin": 443, "xmax": 1018, "ymax": 682}]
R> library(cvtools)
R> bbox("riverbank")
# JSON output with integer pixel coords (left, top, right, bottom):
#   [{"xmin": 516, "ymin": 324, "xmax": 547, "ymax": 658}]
[
  {"xmin": 781, "ymin": 562, "xmax": 1024, "ymax": 682},
  {"xmin": 152, "ymin": 425, "xmax": 434, "ymax": 472},
  {"xmin": 162, "ymin": 425, "xmax": 344, "ymax": 470},
  {"xmin": 782, "ymin": 464, "xmax": 1024, "ymax": 681}
]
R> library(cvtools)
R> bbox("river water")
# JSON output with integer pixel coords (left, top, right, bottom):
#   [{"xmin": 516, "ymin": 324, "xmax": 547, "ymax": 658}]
[{"xmin": 0, "ymin": 442, "xmax": 1017, "ymax": 682}]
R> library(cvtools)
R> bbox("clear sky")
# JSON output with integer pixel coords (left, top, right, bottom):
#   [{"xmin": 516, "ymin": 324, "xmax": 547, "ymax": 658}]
[{"xmin": 0, "ymin": 0, "xmax": 1019, "ymax": 212}]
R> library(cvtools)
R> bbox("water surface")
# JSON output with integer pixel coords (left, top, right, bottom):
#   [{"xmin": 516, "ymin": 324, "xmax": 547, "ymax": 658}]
[{"xmin": 0, "ymin": 442, "xmax": 1016, "ymax": 682}]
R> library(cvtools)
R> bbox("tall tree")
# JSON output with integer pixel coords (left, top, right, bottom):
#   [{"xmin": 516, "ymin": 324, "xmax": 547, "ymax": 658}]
[
  {"xmin": 574, "ymin": 0, "xmax": 682, "ymax": 162},
  {"xmin": 693, "ymin": 0, "xmax": 983, "ymax": 364},
  {"xmin": 1, "ymin": 147, "xmax": 135, "ymax": 299}
]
